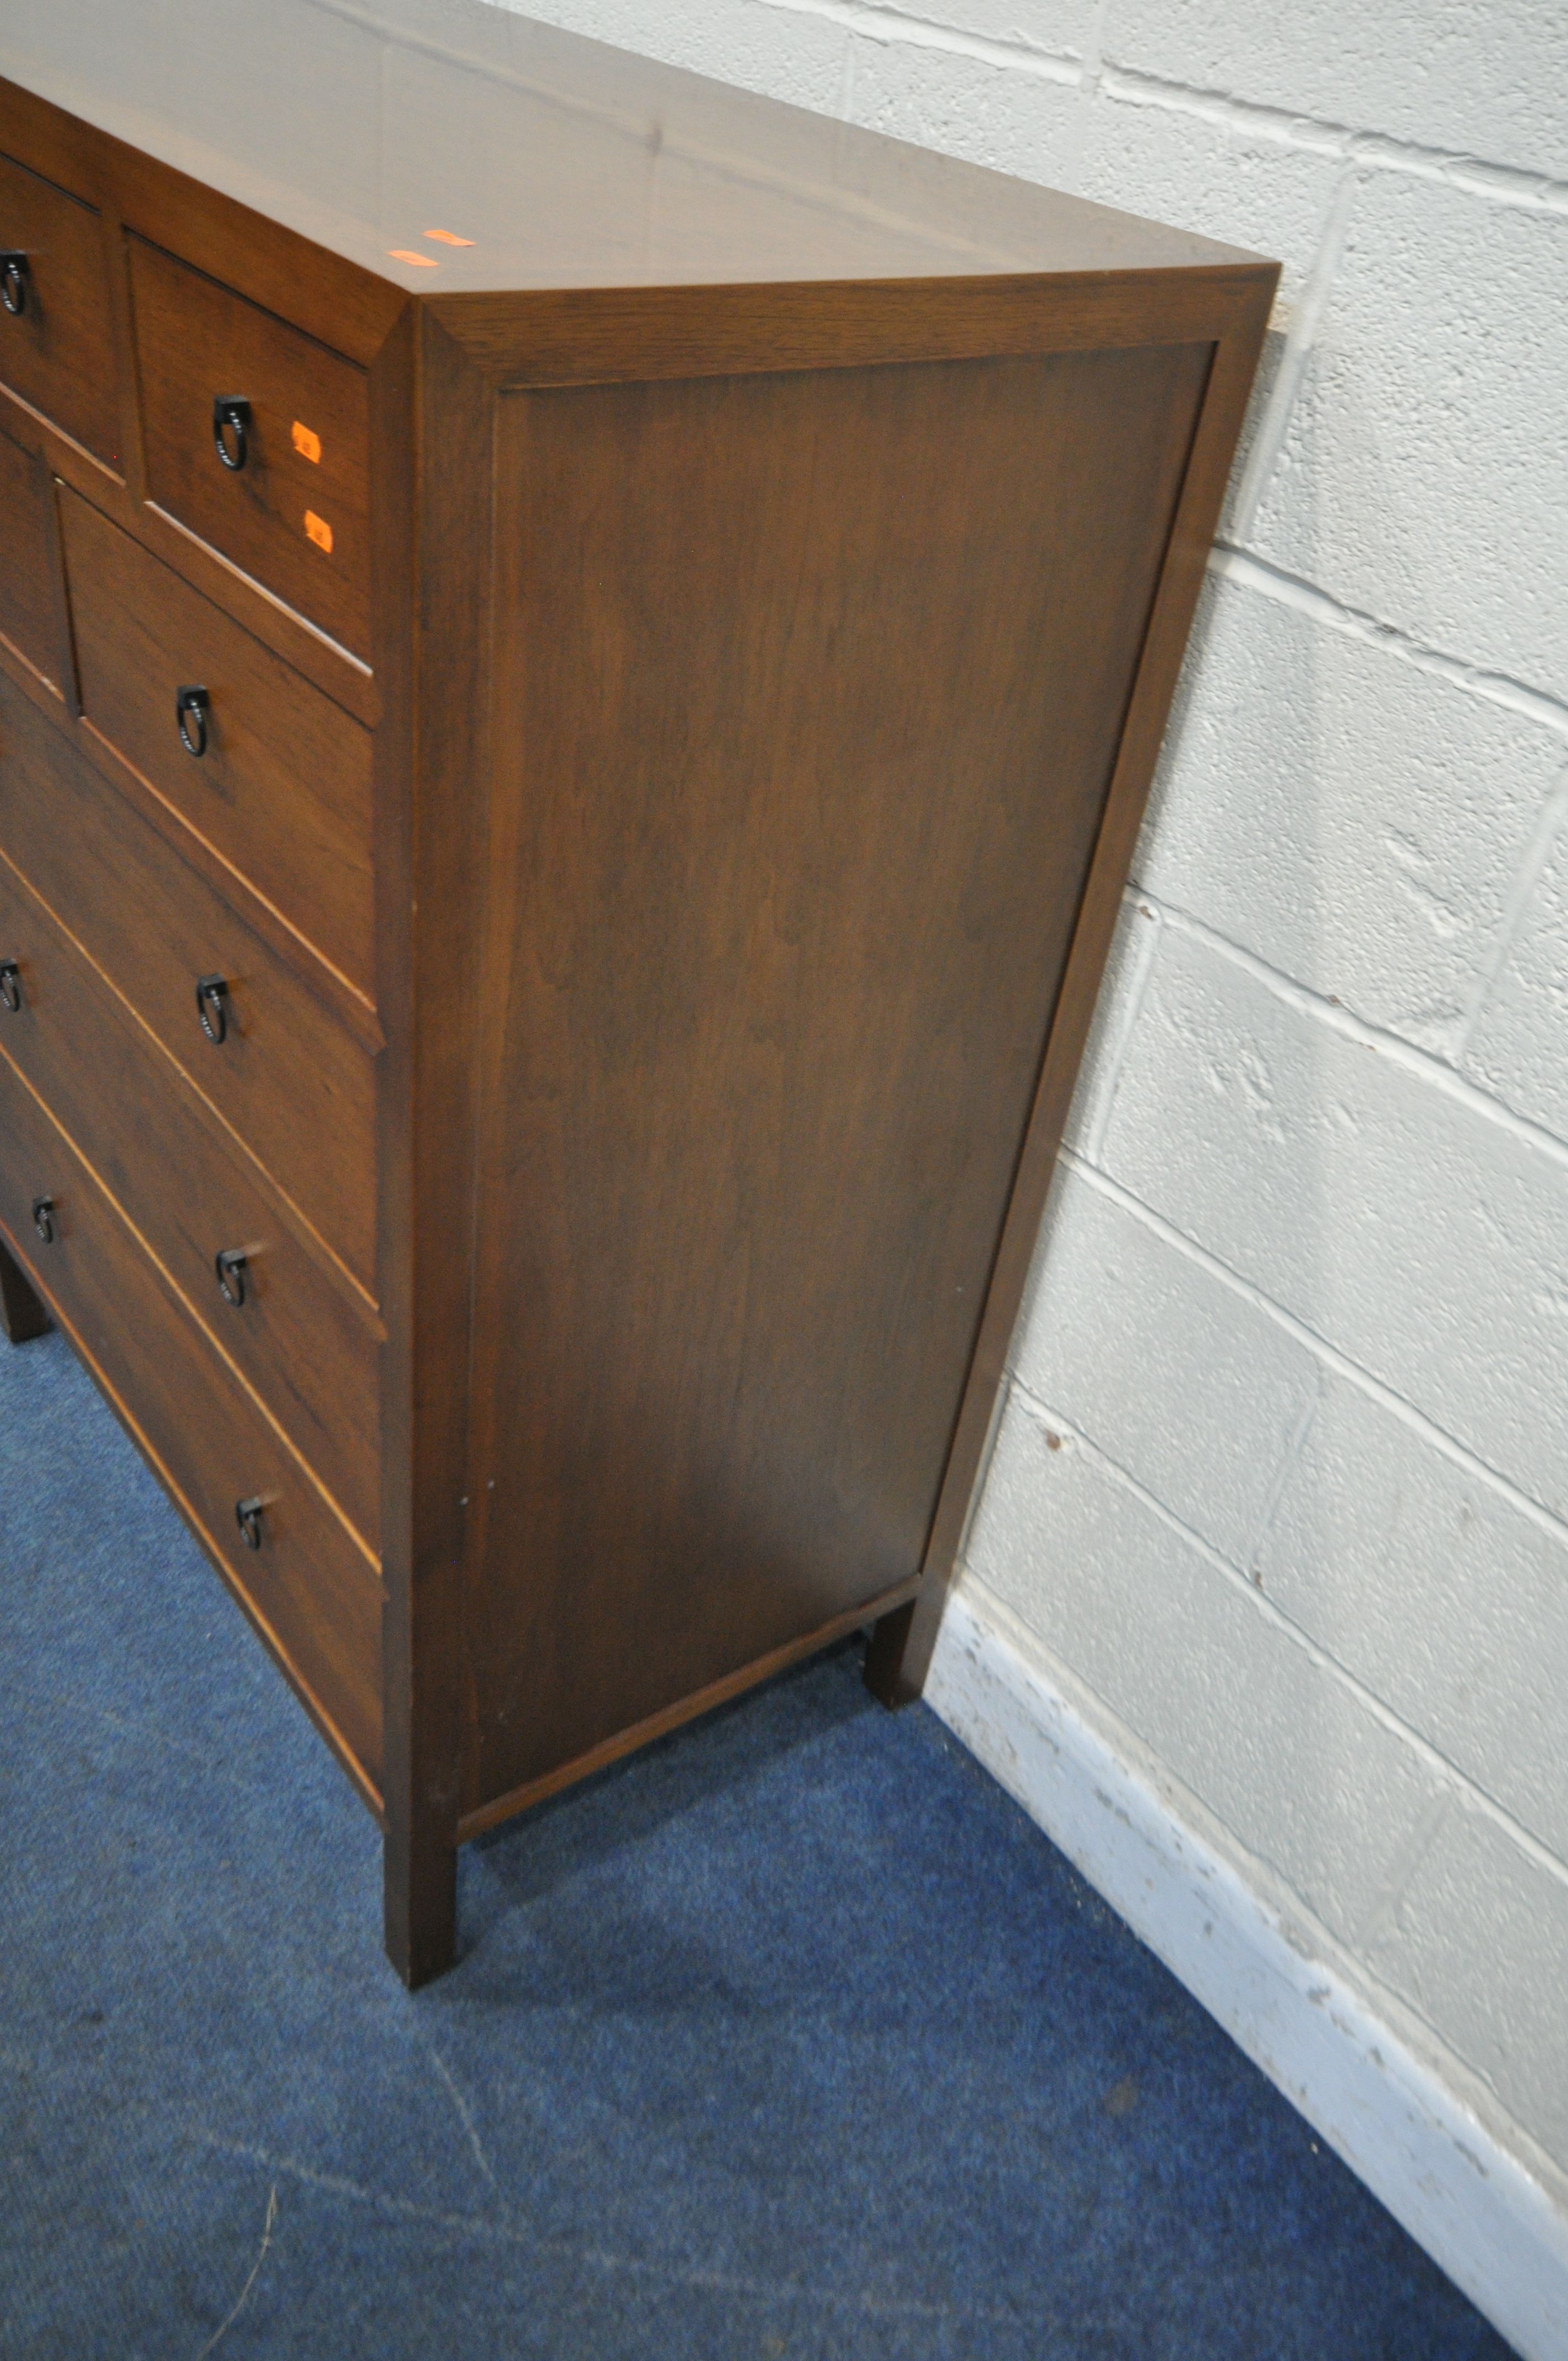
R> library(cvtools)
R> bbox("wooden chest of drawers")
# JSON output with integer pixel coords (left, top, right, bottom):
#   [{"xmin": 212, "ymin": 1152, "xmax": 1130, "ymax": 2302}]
[{"xmin": 0, "ymin": 2, "xmax": 1273, "ymax": 1983}]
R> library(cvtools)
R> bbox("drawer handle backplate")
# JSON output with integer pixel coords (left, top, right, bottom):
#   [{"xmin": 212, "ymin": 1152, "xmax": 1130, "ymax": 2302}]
[
  {"xmin": 215, "ymin": 1247, "xmax": 249, "ymax": 1309},
  {"xmin": 195, "ymin": 973, "xmax": 231, "ymax": 1046},
  {"xmin": 213, "ymin": 395, "xmax": 252, "ymax": 471},
  {"xmin": 0, "ymin": 253, "xmax": 28, "ymax": 317},
  {"xmin": 0, "ymin": 960, "xmax": 21, "ymax": 1014},
  {"xmin": 176, "ymin": 684, "xmax": 211, "ymax": 758},
  {"xmin": 235, "ymin": 1495, "xmax": 265, "ymax": 1551},
  {"xmin": 32, "ymin": 1195, "xmax": 55, "ymax": 1246}
]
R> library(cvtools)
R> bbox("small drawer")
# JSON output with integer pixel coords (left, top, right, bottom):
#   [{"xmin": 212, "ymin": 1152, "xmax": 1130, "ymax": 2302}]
[
  {"xmin": 0, "ymin": 421, "xmax": 67, "ymax": 689},
  {"xmin": 0, "ymin": 149, "xmax": 119, "ymax": 468},
  {"xmin": 0, "ymin": 668, "xmax": 377, "ymax": 1293},
  {"xmin": 0, "ymin": 1047, "xmax": 383, "ymax": 1799},
  {"xmin": 61, "ymin": 486, "xmax": 375, "ymax": 997},
  {"xmin": 128, "ymin": 237, "xmax": 371, "ymax": 661},
  {"xmin": 0, "ymin": 852, "xmax": 381, "ymax": 1548}
]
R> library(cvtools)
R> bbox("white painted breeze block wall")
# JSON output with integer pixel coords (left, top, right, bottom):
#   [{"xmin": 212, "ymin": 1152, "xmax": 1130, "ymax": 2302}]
[{"xmin": 455, "ymin": 1, "xmax": 1566, "ymax": 2345}]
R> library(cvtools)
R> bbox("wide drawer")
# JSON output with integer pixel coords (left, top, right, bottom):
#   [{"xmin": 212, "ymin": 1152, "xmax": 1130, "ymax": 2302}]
[
  {"xmin": 0, "ymin": 1046, "xmax": 383, "ymax": 1799},
  {"xmin": 0, "ymin": 668, "xmax": 377, "ymax": 1292},
  {"xmin": 61, "ymin": 486, "xmax": 375, "ymax": 997},
  {"xmin": 128, "ymin": 237, "xmax": 371, "ymax": 661},
  {"xmin": 0, "ymin": 851, "xmax": 380, "ymax": 1547},
  {"xmin": 0, "ymin": 149, "xmax": 118, "ymax": 467},
  {"xmin": 0, "ymin": 421, "xmax": 66, "ymax": 690}
]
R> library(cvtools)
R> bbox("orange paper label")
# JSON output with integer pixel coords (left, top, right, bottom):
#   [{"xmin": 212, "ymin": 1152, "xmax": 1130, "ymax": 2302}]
[
  {"xmin": 304, "ymin": 510, "xmax": 334, "ymax": 555},
  {"xmin": 388, "ymin": 248, "xmax": 438, "ymax": 268},
  {"xmin": 423, "ymin": 228, "xmax": 475, "ymax": 247},
  {"xmin": 291, "ymin": 420, "xmax": 322, "ymax": 464}
]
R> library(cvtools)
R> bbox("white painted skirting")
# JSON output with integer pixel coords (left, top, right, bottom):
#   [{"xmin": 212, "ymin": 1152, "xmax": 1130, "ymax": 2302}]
[{"xmin": 925, "ymin": 1582, "xmax": 1568, "ymax": 2361}]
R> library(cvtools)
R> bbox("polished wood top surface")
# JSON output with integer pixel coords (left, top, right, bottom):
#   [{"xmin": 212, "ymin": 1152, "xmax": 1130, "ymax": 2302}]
[{"xmin": 0, "ymin": 0, "xmax": 1262, "ymax": 297}]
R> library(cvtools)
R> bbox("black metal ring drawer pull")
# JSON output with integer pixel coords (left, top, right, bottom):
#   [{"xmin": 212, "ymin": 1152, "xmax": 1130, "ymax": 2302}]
[
  {"xmin": 213, "ymin": 395, "xmax": 251, "ymax": 471},
  {"xmin": 0, "ymin": 253, "xmax": 29, "ymax": 317},
  {"xmin": 235, "ymin": 1495, "xmax": 265, "ymax": 1551},
  {"xmin": 195, "ymin": 973, "xmax": 231, "ymax": 1045},
  {"xmin": 215, "ymin": 1247, "xmax": 249, "ymax": 1308},
  {"xmin": 0, "ymin": 960, "xmax": 20, "ymax": 1014},
  {"xmin": 176, "ymin": 684, "xmax": 211, "ymax": 758},
  {"xmin": 32, "ymin": 1195, "xmax": 55, "ymax": 1245}
]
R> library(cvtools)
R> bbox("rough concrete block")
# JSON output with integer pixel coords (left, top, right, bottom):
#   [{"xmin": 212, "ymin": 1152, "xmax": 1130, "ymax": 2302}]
[
  {"xmin": 844, "ymin": 31, "xmax": 1082, "ymax": 187},
  {"xmin": 1250, "ymin": 173, "xmax": 1568, "ymax": 703},
  {"xmin": 1101, "ymin": 0, "xmax": 1568, "ymax": 182},
  {"xmin": 494, "ymin": 0, "xmax": 852, "ymax": 110},
  {"xmin": 1099, "ymin": 927, "xmax": 1568, "ymax": 1518},
  {"xmin": 1368, "ymin": 1800, "xmax": 1568, "ymax": 2173},
  {"xmin": 1013, "ymin": 1168, "xmax": 1319, "ymax": 1564},
  {"xmin": 967, "ymin": 1395, "xmax": 1451, "ymax": 1951},
  {"xmin": 1463, "ymin": 807, "xmax": 1568, "ymax": 1144},
  {"xmin": 1136, "ymin": 575, "xmax": 1563, "ymax": 1053},
  {"xmin": 1081, "ymin": 79, "xmax": 1341, "ymax": 307},
  {"xmin": 1257, "ymin": 1374, "xmax": 1568, "ymax": 1858},
  {"xmin": 1060, "ymin": 897, "xmax": 1159, "ymax": 1158},
  {"xmin": 872, "ymin": 0, "xmax": 1095, "ymax": 61},
  {"xmin": 1076, "ymin": 86, "xmax": 1341, "ymax": 525}
]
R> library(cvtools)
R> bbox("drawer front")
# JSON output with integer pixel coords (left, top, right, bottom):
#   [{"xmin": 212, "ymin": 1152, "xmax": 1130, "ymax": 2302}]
[
  {"xmin": 0, "ymin": 670, "xmax": 377, "ymax": 1291},
  {"xmin": 0, "ymin": 1047, "xmax": 383, "ymax": 1796},
  {"xmin": 0, "ymin": 422, "xmax": 65, "ymax": 688},
  {"xmin": 61, "ymin": 486, "xmax": 375, "ymax": 997},
  {"xmin": 128, "ymin": 237, "xmax": 371, "ymax": 661},
  {"xmin": 0, "ymin": 852, "xmax": 381, "ymax": 1548},
  {"xmin": 0, "ymin": 150, "xmax": 118, "ymax": 467}
]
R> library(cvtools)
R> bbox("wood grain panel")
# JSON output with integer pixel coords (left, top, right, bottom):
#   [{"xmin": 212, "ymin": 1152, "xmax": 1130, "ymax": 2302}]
[
  {"xmin": 0, "ymin": 420, "xmax": 66, "ymax": 688},
  {"xmin": 61, "ymin": 485, "xmax": 375, "ymax": 997},
  {"xmin": 0, "ymin": 852, "xmax": 381, "ymax": 1546},
  {"xmin": 128, "ymin": 236, "xmax": 371, "ymax": 659},
  {"xmin": 460, "ymin": 343, "xmax": 1209, "ymax": 1810},
  {"xmin": 0, "ymin": 146, "xmax": 118, "ymax": 465},
  {"xmin": 0, "ymin": 1047, "xmax": 383, "ymax": 1797},
  {"xmin": 0, "ymin": 668, "xmax": 377, "ymax": 1292}
]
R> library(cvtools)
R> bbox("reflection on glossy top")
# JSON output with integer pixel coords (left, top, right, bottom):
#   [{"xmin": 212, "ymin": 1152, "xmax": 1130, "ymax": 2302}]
[{"xmin": 0, "ymin": 0, "xmax": 1260, "ymax": 295}]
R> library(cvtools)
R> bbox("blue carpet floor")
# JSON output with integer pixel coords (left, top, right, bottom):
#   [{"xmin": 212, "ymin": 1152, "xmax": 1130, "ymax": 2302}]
[{"xmin": 0, "ymin": 1324, "xmax": 1517, "ymax": 2360}]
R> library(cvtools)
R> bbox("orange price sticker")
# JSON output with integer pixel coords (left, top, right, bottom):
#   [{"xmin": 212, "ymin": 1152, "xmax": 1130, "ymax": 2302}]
[
  {"xmin": 304, "ymin": 510, "xmax": 334, "ymax": 555},
  {"xmin": 291, "ymin": 420, "xmax": 322, "ymax": 465}
]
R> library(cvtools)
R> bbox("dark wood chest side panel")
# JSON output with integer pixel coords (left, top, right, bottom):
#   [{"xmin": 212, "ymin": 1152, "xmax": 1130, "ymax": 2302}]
[{"xmin": 459, "ymin": 344, "xmax": 1210, "ymax": 1811}]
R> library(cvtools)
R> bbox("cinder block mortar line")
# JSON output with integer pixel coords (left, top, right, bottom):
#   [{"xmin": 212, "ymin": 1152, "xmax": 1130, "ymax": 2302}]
[
  {"xmin": 1006, "ymin": 1377, "xmax": 1568, "ymax": 1897},
  {"xmin": 1081, "ymin": 0, "xmax": 1108, "ymax": 96},
  {"xmin": 769, "ymin": 1, "xmax": 1568, "ymax": 211},
  {"xmin": 1052, "ymin": 1143, "xmax": 1568, "ymax": 1557},
  {"xmin": 1454, "ymin": 762, "xmax": 1568, "ymax": 1062},
  {"xmin": 1207, "ymin": 547, "xmax": 1568, "ymax": 741},
  {"xmin": 1095, "ymin": 59, "xmax": 1568, "ymax": 213},
  {"xmin": 761, "ymin": 0, "xmax": 1084, "ymax": 80},
  {"xmin": 949, "ymin": 1563, "xmax": 1568, "ymax": 2217},
  {"xmin": 1137, "ymin": 888, "xmax": 1568, "ymax": 1168}
]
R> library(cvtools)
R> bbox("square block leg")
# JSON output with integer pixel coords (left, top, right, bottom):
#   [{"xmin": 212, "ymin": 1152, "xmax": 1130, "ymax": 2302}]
[{"xmin": 0, "ymin": 1237, "xmax": 50, "ymax": 1345}]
